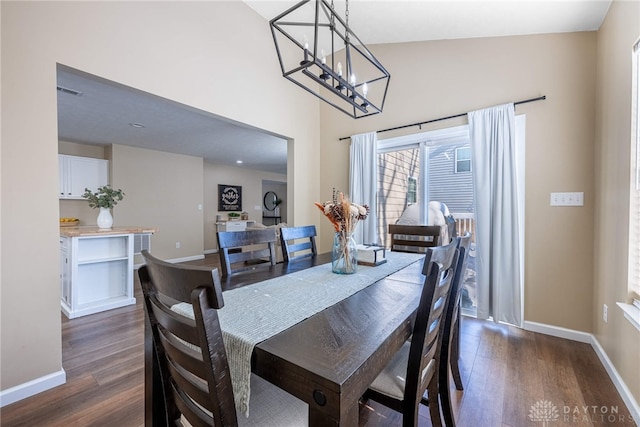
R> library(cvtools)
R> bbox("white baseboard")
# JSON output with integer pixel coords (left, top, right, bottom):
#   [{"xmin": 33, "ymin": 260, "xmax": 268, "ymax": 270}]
[
  {"xmin": 204, "ymin": 249, "xmax": 218, "ymax": 255},
  {"xmin": 523, "ymin": 320, "xmax": 592, "ymax": 343},
  {"xmin": 590, "ymin": 334, "xmax": 640, "ymax": 423},
  {"xmin": 523, "ymin": 321, "xmax": 639, "ymax": 422},
  {"xmin": 0, "ymin": 369, "xmax": 66, "ymax": 408},
  {"xmin": 165, "ymin": 254, "xmax": 205, "ymax": 264}
]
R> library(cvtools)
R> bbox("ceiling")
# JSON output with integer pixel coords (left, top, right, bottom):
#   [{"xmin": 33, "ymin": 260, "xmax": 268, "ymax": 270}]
[
  {"xmin": 245, "ymin": 1, "xmax": 612, "ymax": 45},
  {"xmin": 57, "ymin": 67, "xmax": 289, "ymax": 175},
  {"xmin": 57, "ymin": 1, "xmax": 611, "ymax": 175}
]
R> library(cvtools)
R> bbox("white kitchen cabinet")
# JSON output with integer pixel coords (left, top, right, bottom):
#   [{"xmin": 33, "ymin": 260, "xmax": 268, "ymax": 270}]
[
  {"xmin": 60, "ymin": 233, "xmax": 135, "ymax": 318},
  {"xmin": 215, "ymin": 220, "xmax": 255, "ymax": 233},
  {"xmin": 59, "ymin": 154, "xmax": 108, "ymax": 199}
]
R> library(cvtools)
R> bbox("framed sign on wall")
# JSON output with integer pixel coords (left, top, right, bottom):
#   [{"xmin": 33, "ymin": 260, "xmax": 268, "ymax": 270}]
[{"xmin": 218, "ymin": 184, "xmax": 242, "ymax": 211}]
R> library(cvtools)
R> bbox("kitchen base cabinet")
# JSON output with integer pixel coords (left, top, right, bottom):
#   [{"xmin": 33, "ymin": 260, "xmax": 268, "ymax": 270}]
[{"xmin": 60, "ymin": 233, "xmax": 135, "ymax": 319}]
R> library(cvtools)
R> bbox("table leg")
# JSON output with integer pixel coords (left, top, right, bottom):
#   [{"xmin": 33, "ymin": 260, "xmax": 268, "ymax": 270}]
[{"xmin": 308, "ymin": 401, "xmax": 358, "ymax": 427}]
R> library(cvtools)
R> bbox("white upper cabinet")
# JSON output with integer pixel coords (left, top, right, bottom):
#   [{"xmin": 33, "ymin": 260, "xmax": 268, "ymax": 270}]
[{"xmin": 59, "ymin": 154, "xmax": 109, "ymax": 199}]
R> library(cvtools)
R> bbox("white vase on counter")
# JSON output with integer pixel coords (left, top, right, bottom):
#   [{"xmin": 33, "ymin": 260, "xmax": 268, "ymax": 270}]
[{"xmin": 97, "ymin": 207, "xmax": 113, "ymax": 229}]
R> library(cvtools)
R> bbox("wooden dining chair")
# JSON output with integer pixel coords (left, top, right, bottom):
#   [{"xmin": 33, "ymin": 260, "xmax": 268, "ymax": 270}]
[
  {"xmin": 363, "ymin": 239, "xmax": 459, "ymax": 427},
  {"xmin": 279, "ymin": 225, "xmax": 318, "ymax": 262},
  {"xmin": 448, "ymin": 232, "xmax": 472, "ymax": 391},
  {"xmin": 389, "ymin": 224, "xmax": 442, "ymax": 253},
  {"xmin": 216, "ymin": 228, "xmax": 277, "ymax": 277},
  {"xmin": 436, "ymin": 231, "xmax": 473, "ymax": 427},
  {"xmin": 138, "ymin": 250, "xmax": 308, "ymax": 427}
]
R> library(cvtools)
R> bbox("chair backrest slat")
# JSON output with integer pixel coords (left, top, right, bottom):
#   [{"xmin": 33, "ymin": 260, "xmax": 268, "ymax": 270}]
[
  {"xmin": 280, "ymin": 225, "xmax": 318, "ymax": 262},
  {"xmin": 389, "ymin": 224, "xmax": 442, "ymax": 253}
]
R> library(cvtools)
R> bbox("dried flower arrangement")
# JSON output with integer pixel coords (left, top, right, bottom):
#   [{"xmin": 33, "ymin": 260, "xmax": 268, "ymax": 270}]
[
  {"xmin": 314, "ymin": 189, "xmax": 369, "ymax": 233},
  {"xmin": 315, "ymin": 189, "xmax": 369, "ymax": 274}
]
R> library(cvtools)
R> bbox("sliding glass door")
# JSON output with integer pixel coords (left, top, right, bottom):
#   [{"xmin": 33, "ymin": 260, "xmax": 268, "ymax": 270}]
[{"xmin": 377, "ymin": 125, "xmax": 478, "ymax": 315}]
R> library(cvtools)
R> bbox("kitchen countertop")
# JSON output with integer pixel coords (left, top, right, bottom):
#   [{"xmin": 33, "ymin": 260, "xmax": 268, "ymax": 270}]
[{"xmin": 60, "ymin": 226, "xmax": 158, "ymax": 237}]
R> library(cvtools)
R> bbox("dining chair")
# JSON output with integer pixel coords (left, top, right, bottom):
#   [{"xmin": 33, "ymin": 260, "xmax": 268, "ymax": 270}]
[
  {"xmin": 436, "ymin": 231, "xmax": 473, "ymax": 427},
  {"xmin": 279, "ymin": 225, "xmax": 318, "ymax": 262},
  {"xmin": 138, "ymin": 250, "xmax": 308, "ymax": 427},
  {"xmin": 448, "ymin": 232, "xmax": 472, "ymax": 391},
  {"xmin": 216, "ymin": 228, "xmax": 277, "ymax": 277},
  {"xmin": 363, "ymin": 239, "xmax": 459, "ymax": 427},
  {"xmin": 389, "ymin": 224, "xmax": 442, "ymax": 253}
]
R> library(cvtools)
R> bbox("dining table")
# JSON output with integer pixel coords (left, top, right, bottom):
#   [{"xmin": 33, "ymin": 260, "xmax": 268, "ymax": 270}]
[{"xmin": 144, "ymin": 251, "xmax": 428, "ymax": 427}]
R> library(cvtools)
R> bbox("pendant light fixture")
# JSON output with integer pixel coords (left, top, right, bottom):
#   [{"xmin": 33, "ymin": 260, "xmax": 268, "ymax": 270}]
[{"xmin": 270, "ymin": 0, "xmax": 391, "ymax": 119}]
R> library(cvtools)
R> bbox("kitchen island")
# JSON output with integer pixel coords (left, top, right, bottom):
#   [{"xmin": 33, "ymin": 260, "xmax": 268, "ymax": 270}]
[{"xmin": 60, "ymin": 226, "xmax": 157, "ymax": 318}]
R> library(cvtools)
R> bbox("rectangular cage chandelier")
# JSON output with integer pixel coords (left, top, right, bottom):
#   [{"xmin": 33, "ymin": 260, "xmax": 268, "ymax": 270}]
[{"xmin": 270, "ymin": 0, "xmax": 391, "ymax": 119}]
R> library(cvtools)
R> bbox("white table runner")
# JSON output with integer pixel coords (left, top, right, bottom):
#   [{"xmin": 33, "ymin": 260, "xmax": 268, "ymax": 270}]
[{"xmin": 172, "ymin": 251, "xmax": 424, "ymax": 416}]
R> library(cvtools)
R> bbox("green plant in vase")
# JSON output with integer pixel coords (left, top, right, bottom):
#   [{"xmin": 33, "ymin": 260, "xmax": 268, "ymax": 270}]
[
  {"xmin": 82, "ymin": 185, "xmax": 125, "ymax": 229},
  {"xmin": 82, "ymin": 185, "xmax": 125, "ymax": 209}
]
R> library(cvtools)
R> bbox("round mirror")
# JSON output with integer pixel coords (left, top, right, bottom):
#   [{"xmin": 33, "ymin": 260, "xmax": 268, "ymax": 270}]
[{"xmin": 264, "ymin": 191, "xmax": 278, "ymax": 211}]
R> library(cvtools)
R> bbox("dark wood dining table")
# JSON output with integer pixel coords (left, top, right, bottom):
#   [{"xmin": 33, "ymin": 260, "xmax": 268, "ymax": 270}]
[{"xmin": 144, "ymin": 252, "xmax": 427, "ymax": 426}]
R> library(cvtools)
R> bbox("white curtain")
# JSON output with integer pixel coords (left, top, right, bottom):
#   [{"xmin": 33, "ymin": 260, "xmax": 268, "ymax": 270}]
[
  {"xmin": 468, "ymin": 103, "xmax": 523, "ymax": 327},
  {"xmin": 349, "ymin": 132, "xmax": 378, "ymax": 245}
]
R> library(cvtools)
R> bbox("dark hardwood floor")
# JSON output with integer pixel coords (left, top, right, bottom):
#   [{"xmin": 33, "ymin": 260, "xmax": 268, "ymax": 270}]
[{"xmin": 1, "ymin": 255, "xmax": 634, "ymax": 426}]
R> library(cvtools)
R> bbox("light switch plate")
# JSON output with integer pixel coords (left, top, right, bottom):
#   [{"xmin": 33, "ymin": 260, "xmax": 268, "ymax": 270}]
[{"xmin": 550, "ymin": 192, "xmax": 584, "ymax": 206}]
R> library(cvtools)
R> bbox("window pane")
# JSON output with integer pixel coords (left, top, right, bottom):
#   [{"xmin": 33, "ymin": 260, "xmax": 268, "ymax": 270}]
[
  {"xmin": 457, "ymin": 160, "xmax": 471, "ymax": 172},
  {"xmin": 455, "ymin": 146, "xmax": 472, "ymax": 173},
  {"xmin": 407, "ymin": 176, "xmax": 417, "ymax": 204},
  {"xmin": 377, "ymin": 147, "xmax": 420, "ymax": 247}
]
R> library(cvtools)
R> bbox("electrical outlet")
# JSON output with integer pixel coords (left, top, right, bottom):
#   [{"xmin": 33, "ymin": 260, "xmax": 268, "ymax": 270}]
[
  {"xmin": 176, "ymin": 242, "xmax": 181, "ymax": 249},
  {"xmin": 603, "ymin": 304, "xmax": 608, "ymax": 323}
]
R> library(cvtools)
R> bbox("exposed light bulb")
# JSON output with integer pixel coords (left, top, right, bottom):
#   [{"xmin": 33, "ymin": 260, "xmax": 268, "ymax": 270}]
[
  {"xmin": 350, "ymin": 74, "xmax": 356, "ymax": 86},
  {"xmin": 300, "ymin": 35, "xmax": 310, "ymax": 66},
  {"xmin": 362, "ymin": 82, "xmax": 369, "ymax": 97},
  {"xmin": 321, "ymin": 49, "xmax": 326, "ymax": 64},
  {"xmin": 337, "ymin": 62, "xmax": 343, "ymax": 77}
]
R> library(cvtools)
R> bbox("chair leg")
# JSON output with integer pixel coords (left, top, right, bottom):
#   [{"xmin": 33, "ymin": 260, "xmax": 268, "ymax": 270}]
[
  {"xmin": 450, "ymin": 314, "xmax": 464, "ymax": 391},
  {"xmin": 438, "ymin": 364, "xmax": 456, "ymax": 427},
  {"xmin": 426, "ymin": 380, "xmax": 443, "ymax": 427},
  {"xmin": 403, "ymin": 405, "xmax": 419, "ymax": 427}
]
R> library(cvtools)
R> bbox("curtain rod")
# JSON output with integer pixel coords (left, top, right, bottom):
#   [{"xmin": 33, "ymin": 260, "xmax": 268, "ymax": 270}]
[{"xmin": 339, "ymin": 95, "xmax": 546, "ymax": 141}]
